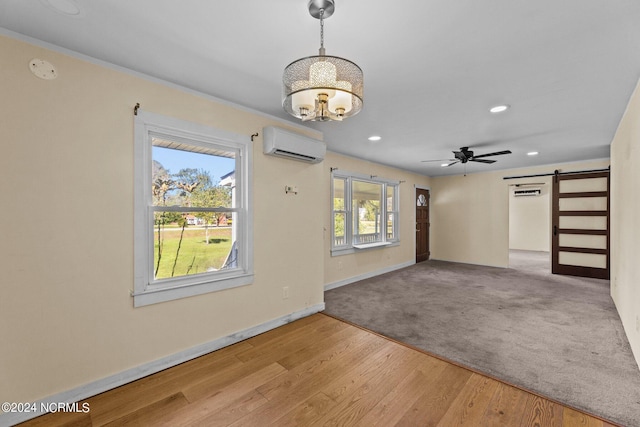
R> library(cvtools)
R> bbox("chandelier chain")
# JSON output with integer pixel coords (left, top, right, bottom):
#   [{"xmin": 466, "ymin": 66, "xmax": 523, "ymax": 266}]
[{"xmin": 319, "ymin": 8, "xmax": 324, "ymax": 50}]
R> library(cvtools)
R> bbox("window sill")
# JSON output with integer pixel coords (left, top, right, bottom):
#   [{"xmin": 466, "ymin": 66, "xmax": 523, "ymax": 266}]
[
  {"xmin": 331, "ymin": 241, "xmax": 399, "ymax": 257},
  {"xmin": 133, "ymin": 273, "xmax": 254, "ymax": 307},
  {"xmin": 353, "ymin": 242, "xmax": 392, "ymax": 249}
]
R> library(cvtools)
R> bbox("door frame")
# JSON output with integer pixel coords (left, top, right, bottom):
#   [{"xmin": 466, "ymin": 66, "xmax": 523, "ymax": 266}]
[{"xmin": 507, "ymin": 181, "xmax": 552, "ymax": 270}]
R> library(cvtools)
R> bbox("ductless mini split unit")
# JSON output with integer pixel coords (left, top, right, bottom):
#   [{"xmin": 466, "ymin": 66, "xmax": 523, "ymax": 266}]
[
  {"xmin": 513, "ymin": 188, "xmax": 542, "ymax": 197},
  {"xmin": 263, "ymin": 126, "xmax": 326, "ymax": 163}
]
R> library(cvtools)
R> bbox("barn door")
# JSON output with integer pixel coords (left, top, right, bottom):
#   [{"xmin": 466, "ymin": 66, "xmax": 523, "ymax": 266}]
[
  {"xmin": 551, "ymin": 171, "xmax": 610, "ymax": 279},
  {"xmin": 416, "ymin": 188, "xmax": 430, "ymax": 263}
]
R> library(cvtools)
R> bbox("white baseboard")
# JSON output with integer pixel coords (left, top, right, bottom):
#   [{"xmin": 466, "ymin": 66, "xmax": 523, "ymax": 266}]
[
  {"xmin": 0, "ymin": 303, "xmax": 325, "ymax": 426},
  {"xmin": 324, "ymin": 260, "xmax": 415, "ymax": 291},
  {"xmin": 429, "ymin": 257, "xmax": 508, "ymax": 269}
]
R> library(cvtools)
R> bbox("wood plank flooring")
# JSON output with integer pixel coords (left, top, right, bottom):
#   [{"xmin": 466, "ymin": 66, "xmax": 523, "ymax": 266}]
[{"xmin": 18, "ymin": 313, "xmax": 619, "ymax": 427}]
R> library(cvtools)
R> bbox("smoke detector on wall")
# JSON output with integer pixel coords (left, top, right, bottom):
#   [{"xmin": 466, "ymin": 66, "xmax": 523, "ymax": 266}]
[{"xmin": 29, "ymin": 59, "xmax": 58, "ymax": 80}]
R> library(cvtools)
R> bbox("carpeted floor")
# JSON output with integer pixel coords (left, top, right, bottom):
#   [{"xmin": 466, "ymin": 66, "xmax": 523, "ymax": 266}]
[{"xmin": 324, "ymin": 251, "xmax": 640, "ymax": 427}]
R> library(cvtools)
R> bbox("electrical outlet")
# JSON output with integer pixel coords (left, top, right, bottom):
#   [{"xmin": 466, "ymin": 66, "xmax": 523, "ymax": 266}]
[{"xmin": 283, "ymin": 286, "xmax": 289, "ymax": 299}]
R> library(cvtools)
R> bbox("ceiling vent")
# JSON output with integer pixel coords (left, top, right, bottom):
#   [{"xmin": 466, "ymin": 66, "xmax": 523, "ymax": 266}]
[
  {"xmin": 263, "ymin": 126, "xmax": 326, "ymax": 163},
  {"xmin": 514, "ymin": 188, "xmax": 542, "ymax": 197}
]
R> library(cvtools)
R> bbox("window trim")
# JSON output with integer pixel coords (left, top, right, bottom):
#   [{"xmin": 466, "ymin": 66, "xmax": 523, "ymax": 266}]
[
  {"xmin": 133, "ymin": 110, "xmax": 253, "ymax": 307},
  {"xmin": 331, "ymin": 170, "xmax": 399, "ymax": 256}
]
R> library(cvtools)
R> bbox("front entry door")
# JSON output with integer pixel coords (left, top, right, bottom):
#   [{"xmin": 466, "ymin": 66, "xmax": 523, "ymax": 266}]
[
  {"xmin": 551, "ymin": 171, "xmax": 610, "ymax": 279},
  {"xmin": 416, "ymin": 188, "xmax": 430, "ymax": 263}
]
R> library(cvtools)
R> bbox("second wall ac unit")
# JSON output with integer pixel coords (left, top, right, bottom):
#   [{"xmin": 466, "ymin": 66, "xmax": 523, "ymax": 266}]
[
  {"xmin": 514, "ymin": 188, "xmax": 542, "ymax": 197},
  {"xmin": 263, "ymin": 126, "xmax": 326, "ymax": 163}
]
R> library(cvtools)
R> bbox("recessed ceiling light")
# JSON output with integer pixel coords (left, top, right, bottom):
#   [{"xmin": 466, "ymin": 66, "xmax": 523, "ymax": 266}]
[
  {"xmin": 489, "ymin": 104, "xmax": 510, "ymax": 113},
  {"xmin": 368, "ymin": 135, "xmax": 381, "ymax": 141},
  {"xmin": 527, "ymin": 151, "xmax": 539, "ymax": 156},
  {"xmin": 441, "ymin": 163, "xmax": 449, "ymax": 167},
  {"xmin": 40, "ymin": 0, "xmax": 83, "ymax": 16}
]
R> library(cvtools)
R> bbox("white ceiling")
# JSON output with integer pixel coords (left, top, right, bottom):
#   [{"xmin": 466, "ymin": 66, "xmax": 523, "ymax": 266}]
[{"xmin": 2, "ymin": 0, "xmax": 640, "ymax": 176}]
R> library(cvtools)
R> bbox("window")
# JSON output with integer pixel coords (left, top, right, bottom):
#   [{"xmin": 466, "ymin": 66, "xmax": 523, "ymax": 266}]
[
  {"xmin": 331, "ymin": 171, "xmax": 399, "ymax": 255},
  {"xmin": 134, "ymin": 111, "xmax": 253, "ymax": 307}
]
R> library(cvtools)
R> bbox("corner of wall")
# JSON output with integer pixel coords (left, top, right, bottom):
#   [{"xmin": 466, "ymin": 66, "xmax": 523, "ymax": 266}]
[{"xmin": 609, "ymin": 75, "xmax": 640, "ymax": 371}]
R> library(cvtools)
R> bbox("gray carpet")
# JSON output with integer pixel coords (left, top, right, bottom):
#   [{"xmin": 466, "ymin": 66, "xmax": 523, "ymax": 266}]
[{"xmin": 324, "ymin": 251, "xmax": 640, "ymax": 427}]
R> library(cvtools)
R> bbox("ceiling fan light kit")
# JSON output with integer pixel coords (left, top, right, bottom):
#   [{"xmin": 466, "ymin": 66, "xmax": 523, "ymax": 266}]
[{"xmin": 282, "ymin": 0, "xmax": 363, "ymax": 122}]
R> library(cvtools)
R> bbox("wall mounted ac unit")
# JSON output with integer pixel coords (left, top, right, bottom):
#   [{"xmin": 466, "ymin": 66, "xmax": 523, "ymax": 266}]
[
  {"xmin": 514, "ymin": 188, "xmax": 542, "ymax": 197},
  {"xmin": 263, "ymin": 126, "xmax": 326, "ymax": 163}
]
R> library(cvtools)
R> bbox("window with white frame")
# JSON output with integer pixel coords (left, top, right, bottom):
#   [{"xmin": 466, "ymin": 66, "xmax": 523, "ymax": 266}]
[
  {"xmin": 331, "ymin": 171, "xmax": 399, "ymax": 254},
  {"xmin": 133, "ymin": 110, "xmax": 253, "ymax": 307}
]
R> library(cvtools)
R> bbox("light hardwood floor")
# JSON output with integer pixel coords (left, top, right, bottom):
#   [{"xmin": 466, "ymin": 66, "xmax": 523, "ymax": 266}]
[{"xmin": 19, "ymin": 313, "xmax": 619, "ymax": 426}]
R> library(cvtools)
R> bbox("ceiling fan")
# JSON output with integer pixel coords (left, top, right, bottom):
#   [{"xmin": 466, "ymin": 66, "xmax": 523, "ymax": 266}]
[{"xmin": 422, "ymin": 146, "xmax": 512, "ymax": 167}]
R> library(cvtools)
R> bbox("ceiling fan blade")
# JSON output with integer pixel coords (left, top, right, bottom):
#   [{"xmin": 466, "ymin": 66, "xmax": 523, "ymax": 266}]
[
  {"xmin": 471, "ymin": 150, "xmax": 512, "ymax": 159},
  {"xmin": 421, "ymin": 158, "xmax": 456, "ymax": 163},
  {"xmin": 470, "ymin": 158, "xmax": 496, "ymax": 164},
  {"xmin": 443, "ymin": 161, "xmax": 459, "ymax": 167}
]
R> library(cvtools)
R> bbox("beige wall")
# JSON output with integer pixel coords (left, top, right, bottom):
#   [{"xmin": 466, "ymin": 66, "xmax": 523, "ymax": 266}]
[
  {"xmin": 610, "ymin": 77, "xmax": 640, "ymax": 368},
  {"xmin": 430, "ymin": 159, "xmax": 610, "ymax": 267},
  {"xmin": 0, "ymin": 34, "xmax": 434, "ymax": 407},
  {"xmin": 0, "ymin": 35, "xmax": 327, "ymax": 404},
  {"xmin": 430, "ymin": 170, "xmax": 510, "ymax": 267},
  {"xmin": 323, "ymin": 152, "xmax": 431, "ymax": 286},
  {"xmin": 509, "ymin": 185, "xmax": 550, "ymax": 251}
]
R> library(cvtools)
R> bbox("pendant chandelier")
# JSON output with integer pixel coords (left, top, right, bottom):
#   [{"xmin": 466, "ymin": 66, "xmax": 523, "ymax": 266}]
[{"xmin": 282, "ymin": 0, "xmax": 363, "ymax": 122}]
